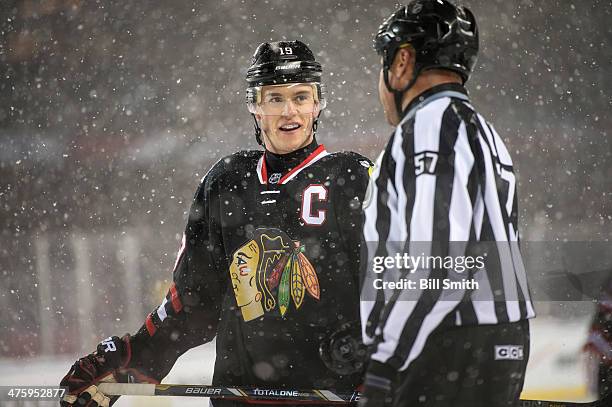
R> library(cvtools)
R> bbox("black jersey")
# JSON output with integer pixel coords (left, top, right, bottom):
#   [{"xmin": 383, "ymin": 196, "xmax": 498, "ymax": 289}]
[{"xmin": 126, "ymin": 142, "xmax": 372, "ymax": 403}]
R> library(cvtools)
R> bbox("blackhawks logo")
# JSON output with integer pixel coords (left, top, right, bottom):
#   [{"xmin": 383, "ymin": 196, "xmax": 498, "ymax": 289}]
[{"xmin": 229, "ymin": 228, "xmax": 320, "ymax": 322}]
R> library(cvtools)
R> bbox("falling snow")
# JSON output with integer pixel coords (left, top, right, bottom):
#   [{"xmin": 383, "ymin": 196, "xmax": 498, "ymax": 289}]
[{"xmin": 0, "ymin": 1, "xmax": 611, "ymax": 405}]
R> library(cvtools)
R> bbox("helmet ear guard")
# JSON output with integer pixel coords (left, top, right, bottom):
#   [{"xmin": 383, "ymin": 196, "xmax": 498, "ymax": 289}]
[{"xmin": 245, "ymin": 87, "xmax": 260, "ymax": 114}]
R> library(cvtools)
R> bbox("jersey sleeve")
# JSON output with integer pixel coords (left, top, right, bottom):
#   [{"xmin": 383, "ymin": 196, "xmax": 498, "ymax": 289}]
[
  {"xmin": 125, "ymin": 160, "xmax": 228, "ymax": 382},
  {"xmin": 334, "ymin": 153, "xmax": 373, "ymax": 287},
  {"xmin": 365, "ymin": 103, "xmax": 479, "ymax": 379}
]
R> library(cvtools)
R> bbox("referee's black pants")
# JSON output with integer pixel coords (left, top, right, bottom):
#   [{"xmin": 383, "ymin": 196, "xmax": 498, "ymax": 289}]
[{"xmin": 393, "ymin": 320, "xmax": 530, "ymax": 407}]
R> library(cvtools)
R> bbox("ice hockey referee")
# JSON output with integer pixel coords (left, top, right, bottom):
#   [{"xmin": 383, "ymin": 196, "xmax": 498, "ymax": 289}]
[{"xmin": 359, "ymin": 1, "xmax": 535, "ymax": 406}]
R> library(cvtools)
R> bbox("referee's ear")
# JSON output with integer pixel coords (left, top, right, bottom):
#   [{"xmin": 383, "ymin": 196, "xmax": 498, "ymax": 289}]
[{"xmin": 389, "ymin": 46, "xmax": 416, "ymax": 90}]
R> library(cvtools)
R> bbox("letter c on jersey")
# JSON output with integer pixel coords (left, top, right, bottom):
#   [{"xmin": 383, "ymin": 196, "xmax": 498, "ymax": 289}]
[{"xmin": 301, "ymin": 185, "xmax": 328, "ymax": 226}]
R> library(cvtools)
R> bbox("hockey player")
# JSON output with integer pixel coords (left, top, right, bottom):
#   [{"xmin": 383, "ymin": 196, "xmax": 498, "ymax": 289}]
[
  {"xmin": 359, "ymin": 2, "xmax": 535, "ymax": 406},
  {"xmin": 60, "ymin": 40, "xmax": 371, "ymax": 407},
  {"xmin": 585, "ymin": 272, "xmax": 612, "ymax": 399}
]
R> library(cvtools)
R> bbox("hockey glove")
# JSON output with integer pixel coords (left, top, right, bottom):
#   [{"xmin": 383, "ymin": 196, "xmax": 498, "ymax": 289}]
[
  {"xmin": 357, "ymin": 373, "xmax": 394, "ymax": 407},
  {"xmin": 60, "ymin": 335, "xmax": 156, "ymax": 406}
]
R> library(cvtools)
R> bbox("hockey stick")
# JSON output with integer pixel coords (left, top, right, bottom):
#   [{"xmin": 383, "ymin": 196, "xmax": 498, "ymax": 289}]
[
  {"xmin": 98, "ymin": 383, "xmax": 612, "ymax": 406},
  {"xmin": 98, "ymin": 383, "xmax": 358, "ymax": 403}
]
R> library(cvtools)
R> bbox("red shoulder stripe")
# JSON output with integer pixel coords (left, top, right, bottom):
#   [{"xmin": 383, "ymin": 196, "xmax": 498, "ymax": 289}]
[
  {"xmin": 169, "ymin": 282, "xmax": 183, "ymax": 313},
  {"xmin": 145, "ymin": 313, "xmax": 157, "ymax": 336}
]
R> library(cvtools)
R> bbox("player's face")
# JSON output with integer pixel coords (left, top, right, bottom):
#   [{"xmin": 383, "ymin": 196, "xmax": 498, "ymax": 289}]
[{"xmin": 256, "ymin": 84, "xmax": 319, "ymax": 154}]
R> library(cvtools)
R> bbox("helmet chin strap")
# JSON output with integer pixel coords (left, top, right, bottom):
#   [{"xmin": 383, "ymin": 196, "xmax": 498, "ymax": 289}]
[
  {"xmin": 312, "ymin": 112, "xmax": 319, "ymax": 136},
  {"xmin": 252, "ymin": 114, "xmax": 263, "ymax": 146}
]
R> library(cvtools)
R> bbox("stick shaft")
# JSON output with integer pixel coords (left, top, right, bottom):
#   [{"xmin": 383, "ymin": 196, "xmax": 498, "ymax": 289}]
[
  {"xmin": 98, "ymin": 383, "xmax": 358, "ymax": 403},
  {"xmin": 99, "ymin": 383, "xmax": 609, "ymax": 406}
]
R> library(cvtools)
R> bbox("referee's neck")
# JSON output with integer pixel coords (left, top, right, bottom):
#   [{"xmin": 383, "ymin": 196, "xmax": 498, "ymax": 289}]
[{"xmin": 401, "ymin": 70, "xmax": 463, "ymax": 113}]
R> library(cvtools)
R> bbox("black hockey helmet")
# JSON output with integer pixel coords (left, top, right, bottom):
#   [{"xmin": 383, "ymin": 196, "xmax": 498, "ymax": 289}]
[
  {"xmin": 245, "ymin": 41, "xmax": 326, "ymax": 145},
  {"xmin": 246, "ymin": 40, "xmax": 323, "ymax": 87},
  {"xmin": 375, "ymin": 0, "xmax": 478, "ymax": 114}
]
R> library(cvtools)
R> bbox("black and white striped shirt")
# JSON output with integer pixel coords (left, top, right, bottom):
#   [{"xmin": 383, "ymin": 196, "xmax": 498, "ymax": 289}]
[{"xmin": 360, "ymin": 83, "xmax": 535, "ymax": 374}]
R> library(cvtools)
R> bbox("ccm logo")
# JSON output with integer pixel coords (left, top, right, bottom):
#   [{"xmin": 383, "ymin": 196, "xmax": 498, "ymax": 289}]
[{"xmin": 494, "ymin": 345, "xmax": 524, "ymax": 361}]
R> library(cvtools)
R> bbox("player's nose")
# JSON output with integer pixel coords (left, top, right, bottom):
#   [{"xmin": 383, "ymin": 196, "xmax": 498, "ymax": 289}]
[{"xmin": 281, "ymin": 99, "xmax": 299, "ymax": 116}]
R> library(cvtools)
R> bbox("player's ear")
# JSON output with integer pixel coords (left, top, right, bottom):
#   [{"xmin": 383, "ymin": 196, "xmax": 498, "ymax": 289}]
[
  {"xmin": 312, "ymin": 104, "xmax": 320, "ymax": 118},
  {"xmin": 390, "ymin": 47, "xmax": 415, "ymax": 87}
]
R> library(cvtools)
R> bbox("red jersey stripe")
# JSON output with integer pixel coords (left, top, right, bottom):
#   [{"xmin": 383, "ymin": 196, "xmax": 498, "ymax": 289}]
[
  {"xmin": 145, "ymin": 314, "xmax": 157, "ymax": 336},
  {"xmin": 260, "ymin": 155, "xmax": 268, "ymax": 184},
  {"xmin": 279, "ymin": 144, "xmax": 326, "ymax": 184},
  {"xmin": 258, "ymin": 145, "xmax": 327, "ymax": 185},
  {"xmin": 169, "ymin": 282, "xmax": 183, "ymax": 313}
]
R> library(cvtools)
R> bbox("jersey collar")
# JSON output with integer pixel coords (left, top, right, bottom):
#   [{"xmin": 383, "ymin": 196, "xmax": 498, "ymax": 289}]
[
  {"xmin": 399, "ymin": 83, "xmax": 470, "ymax": 126},
  {"xmin": 257, "ymin": 144, "xmax": 329, "ymax": 185}
]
